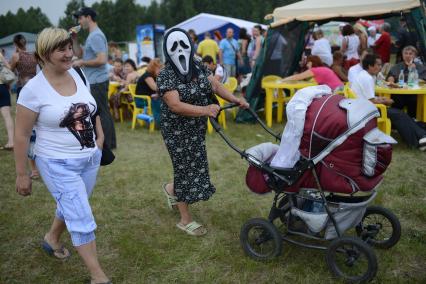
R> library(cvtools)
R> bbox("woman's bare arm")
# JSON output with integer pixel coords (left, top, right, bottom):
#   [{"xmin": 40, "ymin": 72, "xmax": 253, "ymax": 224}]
[
  {"xmin": 208, "ymin": 75, "xmax": 249, "ymax": 108},
  {"xmin": 282, "ymin": 70, "xmax": 314, "ymax": 81},
  {"xmin": 145, "ymin": 77, "xmax": 157, "ymax": 92},
  {"xmin": 14, "ymin": 105, "xmax": 38, "ymax": 196},
  {"xmin": 162, "ymin": 90, "xmax": 219, "ymax": 117},
  {"xmin": 95, "ymin": 116, "xmax": 104, "ymax": 149}
]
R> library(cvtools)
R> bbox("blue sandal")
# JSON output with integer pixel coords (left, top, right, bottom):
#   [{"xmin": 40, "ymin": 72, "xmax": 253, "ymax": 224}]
[{"xmin": 42, "ymin": 240, "xmax": 71, "ymax": 260}]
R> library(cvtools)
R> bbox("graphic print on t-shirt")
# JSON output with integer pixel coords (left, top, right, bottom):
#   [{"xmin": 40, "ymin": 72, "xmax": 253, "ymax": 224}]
[{"xmin": 59, "ymin": 102, "xmax": 96, "ymax": 150}]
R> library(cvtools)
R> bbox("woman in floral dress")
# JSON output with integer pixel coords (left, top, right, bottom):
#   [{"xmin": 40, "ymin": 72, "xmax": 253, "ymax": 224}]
[{"xmin": 158, "ymin": 28, "xmax": 249, "ymax": 236}]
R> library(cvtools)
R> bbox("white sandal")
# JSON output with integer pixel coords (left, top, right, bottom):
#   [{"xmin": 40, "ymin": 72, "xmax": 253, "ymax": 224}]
[
  {"xmin": 176, "ymin": 221, "xmax": 207, "ymax": 236},
  {"xmin": 162, "ymin": 183, "xmax": 177, "ymax": 209}
]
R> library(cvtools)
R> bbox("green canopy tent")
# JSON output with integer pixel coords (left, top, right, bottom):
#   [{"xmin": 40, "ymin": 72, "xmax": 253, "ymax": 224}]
[{"xmin": 237, "ymin": 0, "xmax": 426, "ymax": 122}]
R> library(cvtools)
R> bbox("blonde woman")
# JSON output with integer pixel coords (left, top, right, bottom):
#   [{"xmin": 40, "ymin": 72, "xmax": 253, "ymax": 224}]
[
  {"xmin": 354, "ymin": 23, "xmax": 368, "ymax": 54},
  {"xmin": 14, "ymin": 27, "xmax": 110, "ymax": 284}
]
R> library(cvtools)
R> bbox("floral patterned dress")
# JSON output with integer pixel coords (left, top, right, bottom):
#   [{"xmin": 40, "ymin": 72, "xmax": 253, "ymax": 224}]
[{"xmin": 157, "ymin": 60, "xmax": 215, "ymax": 204}]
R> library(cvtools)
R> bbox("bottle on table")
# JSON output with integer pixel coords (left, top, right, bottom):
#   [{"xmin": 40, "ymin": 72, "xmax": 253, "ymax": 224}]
[
  {"xmin": 407, "ymin": 67, "xmax": 414, "ymax": 88},
  {"xmin": 376, "ymin": 72, "xmax": 385, "ymax": 86},
  {"xmin": 413, "ymin": 68, "xmax": 419, "ymax": 88},
  {"xmin": 398, "ymin": 69, "xmax": 405, "ymax": 87}
]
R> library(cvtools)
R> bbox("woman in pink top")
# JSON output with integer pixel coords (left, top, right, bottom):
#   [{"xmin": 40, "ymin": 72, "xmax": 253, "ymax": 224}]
[{"xmin": 282, "ymin": 55, "xmax": 343, "ymax": 91}]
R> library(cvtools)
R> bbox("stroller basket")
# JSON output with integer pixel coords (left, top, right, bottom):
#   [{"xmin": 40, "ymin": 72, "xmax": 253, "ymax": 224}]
[{"xmin": 290, "ymin": 190, "xmax": 377, "ymax": 240}]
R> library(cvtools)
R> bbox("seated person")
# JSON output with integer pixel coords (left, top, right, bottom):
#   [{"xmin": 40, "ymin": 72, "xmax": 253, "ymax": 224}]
[
  {"xmin": 386, "ymin": 45, "xmax": 426, "ymax": 118},
  {"xmin": 135, "ymin": 58, "xmax": 163, "ymax": 123},
  {"xmin": 202, "ymin": 55, "xmax": 228, "ymax": 83},
  {"xmin": 352, "ymin": 54, "xmax": 426, "ymax": 150},
  {"xmin": 282, "ymin": 55, "xmax": 344, "ymax": 91},
  {"xmin": 109, "ymin": 58, "xmax": 125, "ymax": 82},
  {"xmin": 331, "ymin": 51, "xmax": 348, "ymax": 82},
  {"xmin": 109, "ymin": 59, "xmax": 139, "ymax": 120},
  {"xmin": 137, "ymin": 56, "xmax": 151, "ymax": 76}
]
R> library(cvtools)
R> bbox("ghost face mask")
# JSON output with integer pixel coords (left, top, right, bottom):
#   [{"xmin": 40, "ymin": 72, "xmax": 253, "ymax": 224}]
[{"xmin": 163, "ymin": 28, "xmax": 196, "ymax": 83}]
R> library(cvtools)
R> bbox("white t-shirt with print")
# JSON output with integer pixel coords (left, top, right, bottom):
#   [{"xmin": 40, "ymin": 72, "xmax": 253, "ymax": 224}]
[
  {"xmin": 17, "ymin": 68, "xmax": 98, "ymax": 159},
  {"xmin": 351, "ymin": 69, "xmax": 375, "ymax": 100}
]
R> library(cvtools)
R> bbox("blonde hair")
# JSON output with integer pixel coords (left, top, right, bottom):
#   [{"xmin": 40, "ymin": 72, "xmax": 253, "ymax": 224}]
[
  {"xmin": 35, "ymin": 27, "xmax": 72, "ymax": 65},
  {"xmin": 146, "ymin": 58, "xmax": 163, "ymax": 77},
  {"xmin": 353, "ymin": 23, "xmax": 368, "ymax": 36}
]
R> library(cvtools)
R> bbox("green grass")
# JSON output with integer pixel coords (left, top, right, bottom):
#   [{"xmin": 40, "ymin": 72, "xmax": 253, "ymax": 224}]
[{"xmin": 1, "ymin": 100, "xmax": 426, "ymax": 283}]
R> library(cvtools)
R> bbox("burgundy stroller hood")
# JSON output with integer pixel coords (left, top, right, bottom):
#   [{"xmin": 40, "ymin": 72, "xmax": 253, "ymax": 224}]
[{"xmin": 286, "ymin": 94, "xmax": 396, "ymax": 194}]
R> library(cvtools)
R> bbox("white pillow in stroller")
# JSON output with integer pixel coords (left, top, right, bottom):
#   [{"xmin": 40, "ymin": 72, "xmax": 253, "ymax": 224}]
[{"xmin": 245, "ymin": 143, "xmax": 280, "ymax": 195}]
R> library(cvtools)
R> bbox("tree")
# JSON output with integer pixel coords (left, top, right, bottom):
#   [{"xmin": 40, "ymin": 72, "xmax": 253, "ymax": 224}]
[
  {"xmin": 0, "ymin": 8, "xmax": 51, "ymax": 38},
  {"xmin": 58, "ymin": 0, "xmax": 86, "ymax": 30}
]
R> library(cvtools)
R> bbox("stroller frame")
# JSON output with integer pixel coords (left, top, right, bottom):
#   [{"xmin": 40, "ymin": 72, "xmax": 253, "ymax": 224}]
[
  {"xmin": 210, "ymin": 104, "xmax": 344, "ymax": 248},
  {"xmin": 210, "ymin": 103, "xmax": 401, "ymax": 282}
]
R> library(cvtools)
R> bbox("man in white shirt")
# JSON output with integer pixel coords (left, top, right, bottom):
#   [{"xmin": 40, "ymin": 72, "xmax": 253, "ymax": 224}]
[
  {"xmin": 348, "ymin": 49, "xmax": 371, "ymax": 85},
  {"xmin": 352, "ymin": 54, "xmax": 426, "ymax": 150},
  {"xmin": 367, "ymin": 26, "xmax": 381, "ymax": 48},
  {"xmin": 202, "ymin": 55, "xmax": 228, "ymax": 83}
]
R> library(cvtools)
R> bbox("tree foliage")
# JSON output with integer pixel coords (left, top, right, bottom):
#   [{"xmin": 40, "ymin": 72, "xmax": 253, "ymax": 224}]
[
  {"xmin": 0, "ymin": 7, "xmax": 51, "ymax": 38},
  {"xmin": 1, "ymin": 0, "xmax": 298, "ymax": 41}
]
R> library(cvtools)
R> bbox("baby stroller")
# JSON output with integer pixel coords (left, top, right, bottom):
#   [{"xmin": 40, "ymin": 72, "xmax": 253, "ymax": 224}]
[{"xmin": 210, "ymin": 93, "xmax": 401, "ymax": 283}]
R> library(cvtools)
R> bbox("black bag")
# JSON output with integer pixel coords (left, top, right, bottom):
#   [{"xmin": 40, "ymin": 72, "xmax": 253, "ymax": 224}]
[{"xmin": 74, "ymin": 67, "xmax": 115, "ymax": 166}]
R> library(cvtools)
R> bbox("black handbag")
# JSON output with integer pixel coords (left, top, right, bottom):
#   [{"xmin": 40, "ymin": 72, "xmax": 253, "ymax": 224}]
[
  {"xmin": 74, "ymin": 66, "xmax": 115, "ymax": 166},
  {"xmin": 100, "ymin": 146, "xmax": 115, "ymax": 166}
]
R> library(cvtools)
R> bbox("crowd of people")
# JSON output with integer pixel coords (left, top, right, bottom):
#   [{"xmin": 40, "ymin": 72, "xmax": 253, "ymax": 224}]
[
  {"xmin": 290, "ymin": 19, "xmax": 426, "ymax": 151},
  {"xmin": 195, "ymin": 25, "xmax": 266, "ymax": 80},
  {"xmin": 1, "ymin": 5, "xmax": 426, "ymax": 283},
  {"xmin": 1, "ymin": 7, "xmax": 250, "ymax": 284},
  {"xmin": 102, "ymin": 25, "xmax": 264, "ymax": 124}
]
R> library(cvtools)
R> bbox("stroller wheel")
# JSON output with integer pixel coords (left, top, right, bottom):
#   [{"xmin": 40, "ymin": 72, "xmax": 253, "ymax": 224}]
[
  {"xmin": 326, "ymin": 236, "xmax": 377, "ymax": 283},
  {"xmin": 240, "ymin": 218, "xmax": 282, "ymax": 261},
  {"xmin": 356, "ymin": 205, "xmax": 401, "ymax": 249}
]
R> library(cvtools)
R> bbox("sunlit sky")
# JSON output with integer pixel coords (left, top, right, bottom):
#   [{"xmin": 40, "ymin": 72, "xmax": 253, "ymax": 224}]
[{"xmin": 0, "ymin": 0, "xmax": 152, "ymax": 26}]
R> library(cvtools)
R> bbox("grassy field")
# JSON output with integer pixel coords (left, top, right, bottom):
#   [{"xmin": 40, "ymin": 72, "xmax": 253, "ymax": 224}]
[{"xmin": 1, "ymin": 101, "xmax": 426, "ymax": 283}]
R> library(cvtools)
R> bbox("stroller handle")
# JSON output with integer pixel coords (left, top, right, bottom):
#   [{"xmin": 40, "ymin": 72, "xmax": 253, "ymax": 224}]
[
  {"xmin": 211, "ymin": 103, "xmax": 281, "ymax": 142},
  {"xmin": 208, "ymin": 103, "xmax": 282, "ymax": 159},
  {"xmin": 219, "ymin": 102, "xmax": 240, "ymax": 112}
]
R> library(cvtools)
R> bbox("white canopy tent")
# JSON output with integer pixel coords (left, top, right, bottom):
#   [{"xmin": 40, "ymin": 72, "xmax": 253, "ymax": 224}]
[
  {"xmin": 169, "ymin": 13, "xmax": 267, "ymax": 36},
  {"xmin": 267, "ymin": 0, "xmax": 420, "ymax": 27}
]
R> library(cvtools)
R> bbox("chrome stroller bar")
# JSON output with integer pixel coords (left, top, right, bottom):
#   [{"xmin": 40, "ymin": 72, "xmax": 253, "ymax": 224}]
[{"xmin": 209, "ymin": 103, "xmax": 282, "ymax": 141}]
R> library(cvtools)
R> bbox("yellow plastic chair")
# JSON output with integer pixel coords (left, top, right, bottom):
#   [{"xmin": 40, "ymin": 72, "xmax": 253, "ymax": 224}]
[
  {"xmin": 223, "ymin": 76, "xmax": 239, "ymax": 119},
  {"xmin": 224, "ymin": 77, "xmax": 238, "ymax": 93},
  {"xmin": 207, "ymin": 77, "xmax": 240, "ymax": 134},
  {"xmin": 343, "ymin": 85, "xmax": 391, "ymax": 135},
  {"xmin": 207, "ymin": 95, "xmax": 228, "ymax": 134},
  {"xmin": 261, "ymin": 75, "xmax": 286, "ymax": 125},
  {"xmin": 128, "ymin": 84, "xmax": 155, "ymax": 132},
  {"xmin": 108, "ymin": 82, "xmax": 120, "ymax": 116},
  {"xmin": 118, "ymin": 89, "xmax": 134, "ymax": 123}
]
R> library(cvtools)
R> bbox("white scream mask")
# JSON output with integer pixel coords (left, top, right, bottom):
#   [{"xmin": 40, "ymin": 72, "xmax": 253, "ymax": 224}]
[{"xmin": 166, "ymin": 30, "xmax": 192, "ymax": 75}]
